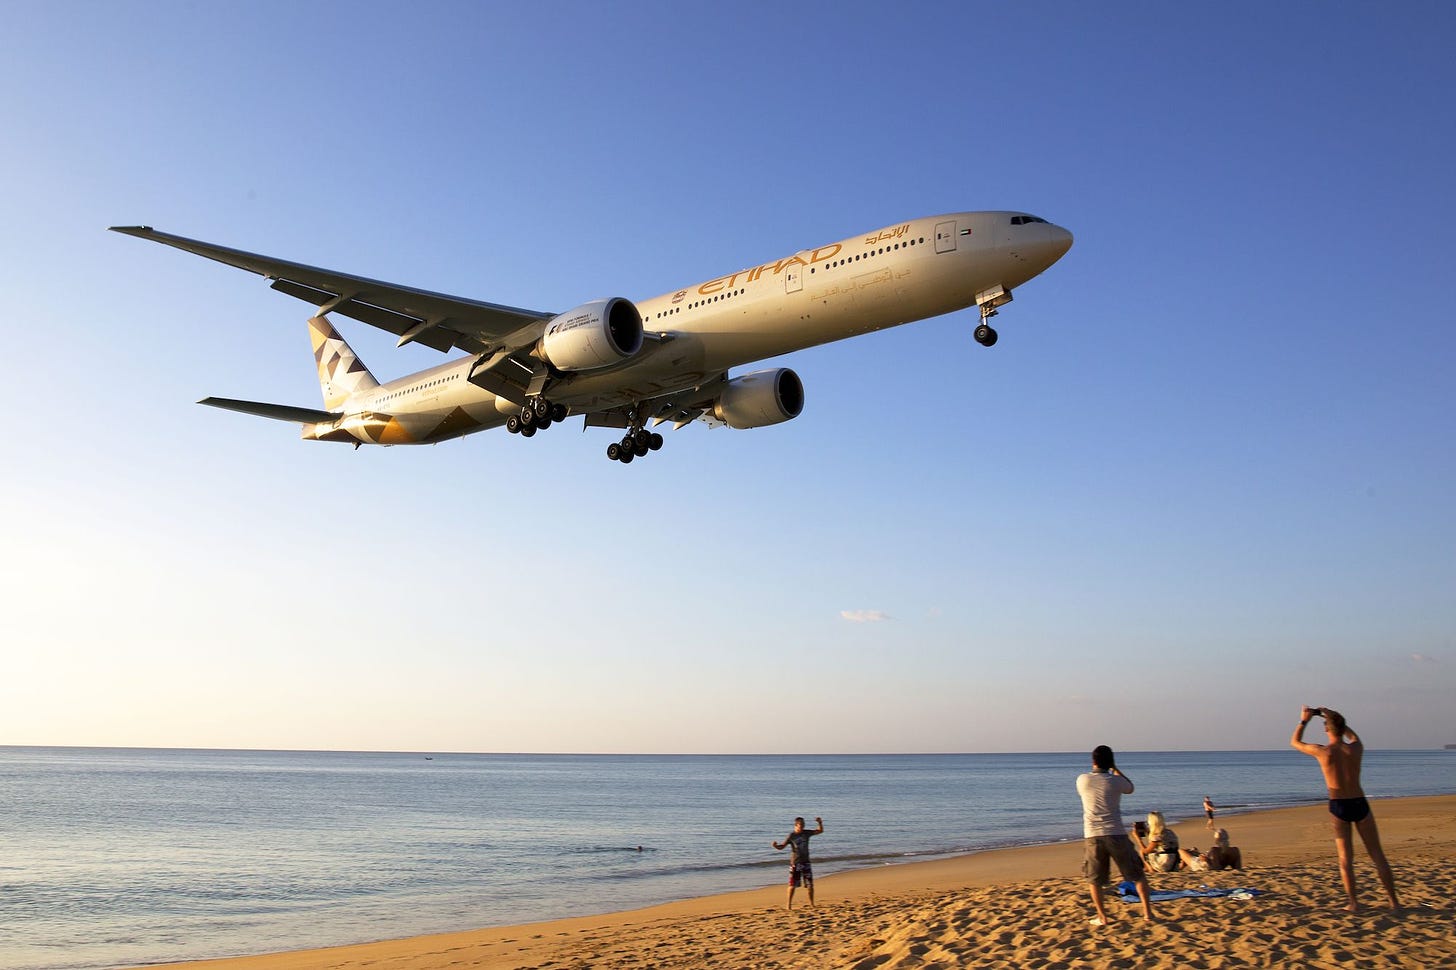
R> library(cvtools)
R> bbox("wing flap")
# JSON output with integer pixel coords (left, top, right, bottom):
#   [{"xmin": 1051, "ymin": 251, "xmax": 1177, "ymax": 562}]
[
  {"xmin": 199, "ymin": 396, "xmax": 340, "ymax": 424},
  {"xmin": 269, "ymin": 279, "xmax": 462, "ymax": 354}
]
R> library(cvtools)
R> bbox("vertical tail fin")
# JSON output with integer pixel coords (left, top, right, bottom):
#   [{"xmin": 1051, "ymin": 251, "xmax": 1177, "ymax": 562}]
[{"xmin": 308, "ymin": 315, "xmax": 379, "ymax": 410}]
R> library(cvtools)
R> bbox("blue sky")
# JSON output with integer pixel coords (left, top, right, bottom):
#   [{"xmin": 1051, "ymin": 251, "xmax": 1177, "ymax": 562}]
[{"xmin": 2, "ymin": 3, "xmax": 1451, "ymax": 753}]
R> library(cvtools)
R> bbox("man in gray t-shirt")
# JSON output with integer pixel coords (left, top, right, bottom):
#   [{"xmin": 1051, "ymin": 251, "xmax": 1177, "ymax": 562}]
[
  {"xmin": 1076, "ymin": 745, "xmax": 1153, "ymax": 926},
  {"xmin": 772, "ymin": 815, "xmax": 824, "ymax": 910}
]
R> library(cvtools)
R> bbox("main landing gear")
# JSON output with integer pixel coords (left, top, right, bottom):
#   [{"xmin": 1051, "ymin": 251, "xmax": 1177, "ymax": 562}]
[
  {"xmin": 604, "ymin": 407, "xmax": 663, "ymax": 464},
  {"xmin": 505, "ymin": 396, "xmax": 568, "ymax": 438},
  {"xmin": 606, "ymin": 427, "xmax": 663, "ymax": 465}
]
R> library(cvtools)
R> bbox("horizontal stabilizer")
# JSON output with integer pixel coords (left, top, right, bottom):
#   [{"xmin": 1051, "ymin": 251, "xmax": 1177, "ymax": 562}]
[{"xmin": 199, "ymin": 396, "xmax": 340, "ymax": 424}]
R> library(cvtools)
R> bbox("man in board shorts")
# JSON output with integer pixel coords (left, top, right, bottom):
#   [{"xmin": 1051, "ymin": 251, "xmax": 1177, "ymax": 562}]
[
  {"xmin": 772, "ymin": 816, "xmax": 823, "ymax": 910},
  {"xmin": 1291, "ymin": 706, "xmax": 1401, "ymax": 911},
  {"xmin": 1076, "ymin": 745, "xmax": 1153, "ymax": 926}
]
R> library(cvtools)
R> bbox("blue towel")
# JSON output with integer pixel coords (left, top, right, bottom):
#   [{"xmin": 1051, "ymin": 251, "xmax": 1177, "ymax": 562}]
[{"xmin": 1114, "ymin": 880, "xmax": 1261, "ymax": 902}]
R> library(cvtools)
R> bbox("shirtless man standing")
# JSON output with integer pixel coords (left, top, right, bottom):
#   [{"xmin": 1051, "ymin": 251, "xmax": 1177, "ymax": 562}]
[{"xmin": 1290, "ymin": 706, "xmax": 1401, "ymax": 912}]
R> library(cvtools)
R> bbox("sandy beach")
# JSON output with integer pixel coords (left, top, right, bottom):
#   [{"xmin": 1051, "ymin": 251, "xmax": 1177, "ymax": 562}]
[{"xmin": 154, "ymin": 794, "xmax": 1454, "ymax": 970}]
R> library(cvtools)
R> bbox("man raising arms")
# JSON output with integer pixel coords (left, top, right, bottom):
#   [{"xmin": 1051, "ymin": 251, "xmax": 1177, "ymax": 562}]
[
  {"xmin": 1291, "ymin": 706, "xmax": 1401, "ymax": 912},
  {"xmin": 772, "ymin": 816, "xmax": 824, "ymax": 910}
]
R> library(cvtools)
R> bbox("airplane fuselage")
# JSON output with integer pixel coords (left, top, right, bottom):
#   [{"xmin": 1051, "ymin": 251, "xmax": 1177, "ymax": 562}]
[{"xmin": 310, "ymin": 211, "xmax": 1071, "ymax": 446}]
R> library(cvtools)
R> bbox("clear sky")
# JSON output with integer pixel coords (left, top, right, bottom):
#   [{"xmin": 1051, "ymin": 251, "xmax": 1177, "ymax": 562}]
[{"xmin": 2, "ymin": 2, "xmax": 1452, "ymax": 754}]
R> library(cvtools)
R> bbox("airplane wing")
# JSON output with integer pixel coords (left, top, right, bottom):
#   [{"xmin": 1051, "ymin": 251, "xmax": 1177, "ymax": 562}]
[
  {"xmin": 110, "ymin": 226, "xmax": 555, "ymax": 357},
  {"xmin": 199, "ymin": 397, "xmax": 340, "ymax": 424}
]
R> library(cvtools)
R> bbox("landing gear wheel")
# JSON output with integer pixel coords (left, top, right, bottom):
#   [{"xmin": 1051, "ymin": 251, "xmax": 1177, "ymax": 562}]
[
  {"xmin": 506, "ymin": 415, "xmax": 522, "ymax": 434},
  {"xmin": 974, "ymin": 324, "xmax": 998, "ymax": 347},
  {"xmin": 532, "ymin": 398, "xmax": 551, "ymax": 421},
  {"xmin": 519, "ymin": 406, "xmax": 536, "ymax": 428},
  {"xmin": 605, "ymin": 407, "xmax": 665, "ymax": 466},
  {"xmin": 520, "ymin": 424, "xmax": 536, "ymax": 438},
  {"xmin": 550, "ymin": 403, "xmax": 568, "ymax": 422},
  {"xmin": 536, "ymin": 416, "xmax": 552, "ymax": 431}
]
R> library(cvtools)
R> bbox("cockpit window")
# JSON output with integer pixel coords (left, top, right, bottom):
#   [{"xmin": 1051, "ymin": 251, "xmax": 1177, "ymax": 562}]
[{"xmin": 1010, "ymin": 215, "xmax": 1049, "ymax": 226}]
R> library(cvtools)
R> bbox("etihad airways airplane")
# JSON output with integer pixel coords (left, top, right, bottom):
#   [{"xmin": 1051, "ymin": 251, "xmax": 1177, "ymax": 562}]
[{"xmin": 112, "ymin": 211, "xmax": 1072, "ymax": 464}]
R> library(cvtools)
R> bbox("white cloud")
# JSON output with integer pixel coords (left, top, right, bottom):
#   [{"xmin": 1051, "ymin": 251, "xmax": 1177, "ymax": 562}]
[{"xmin": 840, "ymin": 609, "xmax": 890, "ymax": 623}]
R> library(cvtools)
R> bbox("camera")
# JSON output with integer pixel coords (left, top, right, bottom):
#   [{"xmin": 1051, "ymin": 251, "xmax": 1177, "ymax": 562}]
[{"xmin": 1307, "ymin": 706, "xmax": 1324, "ymax": 717}]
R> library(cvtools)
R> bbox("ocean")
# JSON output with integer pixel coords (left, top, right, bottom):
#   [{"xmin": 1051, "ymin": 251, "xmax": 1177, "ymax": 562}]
[{"xmin": 0, "ymin": 746, "xmax": 1450, "ymax": 970}]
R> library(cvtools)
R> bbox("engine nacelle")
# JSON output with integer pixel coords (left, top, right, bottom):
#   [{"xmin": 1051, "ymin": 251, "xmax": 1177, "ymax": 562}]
[
  {"xmin": 538, "ymin": 298, "xmax": 643, "ymax": 372},
  {"xmin": 713, "ymin": 368, "xmax": 804, "ymax": 429}
]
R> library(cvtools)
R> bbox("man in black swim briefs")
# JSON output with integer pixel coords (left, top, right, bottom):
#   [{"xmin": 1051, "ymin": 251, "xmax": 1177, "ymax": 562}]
[
  {"xmin": 1291, "ymin": 706, "xmax": 1401, "ymax": 912},
  {"xmin": 1327, "ymin": 795, "xmax": 1370, "ymax": 824}
]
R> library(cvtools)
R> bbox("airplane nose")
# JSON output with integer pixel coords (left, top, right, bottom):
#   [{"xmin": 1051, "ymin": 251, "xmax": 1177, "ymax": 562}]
[{"xmin": 1048, "ymin": 224, "xmax": 1073, "ymax": 258}]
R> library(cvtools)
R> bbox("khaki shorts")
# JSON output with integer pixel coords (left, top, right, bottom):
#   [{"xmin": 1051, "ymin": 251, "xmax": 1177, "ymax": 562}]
[{"xmin": 1083, "ymin": 834, "xmax": 1144, "ymax": 884}]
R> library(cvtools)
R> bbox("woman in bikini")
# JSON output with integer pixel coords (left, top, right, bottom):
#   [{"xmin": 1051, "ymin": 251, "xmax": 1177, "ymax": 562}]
[{"xmin": 1291, "ymin": 706, "xmax": 1400, "ymax": 911}]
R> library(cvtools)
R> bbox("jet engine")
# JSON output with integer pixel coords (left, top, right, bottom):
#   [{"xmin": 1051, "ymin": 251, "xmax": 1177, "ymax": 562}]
[
  {"xmin": 538, "ymin": 298, "xmax": 644, "ymax": 371},
  {"xmin": 713, "ymin": 368, "xmax": 804, "ymax": 429}
]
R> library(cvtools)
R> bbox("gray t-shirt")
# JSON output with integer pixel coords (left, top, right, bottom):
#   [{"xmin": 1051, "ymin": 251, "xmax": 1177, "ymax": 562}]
[
  {"xmin": 785, "ymin": 830, "xmax": 815, "ymax": 865},
  {"xmin": 1077, "ymin": 771, "xmax": 1134, "ymax": 837}
]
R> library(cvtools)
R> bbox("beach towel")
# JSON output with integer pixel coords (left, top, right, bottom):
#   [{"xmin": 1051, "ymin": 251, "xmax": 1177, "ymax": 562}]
[{"xmin": 1115, "ymin": 881, "xmax": 1262, "ymax": 902}]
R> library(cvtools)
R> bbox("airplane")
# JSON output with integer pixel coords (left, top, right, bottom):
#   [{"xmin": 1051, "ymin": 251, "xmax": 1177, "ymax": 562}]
[{"xmin": 111, "ymin": 211, "xmax": 1072, "ymax": 464}]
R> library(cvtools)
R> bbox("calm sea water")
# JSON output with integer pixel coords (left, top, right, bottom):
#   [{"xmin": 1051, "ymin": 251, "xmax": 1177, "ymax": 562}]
[{"xmin": 0, "ymin": 747, "xmax": 1450, "ymax": 970}]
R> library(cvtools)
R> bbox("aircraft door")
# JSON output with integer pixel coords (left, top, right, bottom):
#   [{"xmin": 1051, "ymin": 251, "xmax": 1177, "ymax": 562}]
[
  {"xmin": 785, "ymin": 264, "xmax": 803, "ymax": 294},
  {"xmin": 935, "ymin": 220, "xmax": 957, "ymax": 254}
]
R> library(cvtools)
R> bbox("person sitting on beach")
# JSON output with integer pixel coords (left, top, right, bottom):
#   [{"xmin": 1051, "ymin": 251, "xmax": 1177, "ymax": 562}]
[
  {"xmin": 1207, "ymin": 827, "xmax": 1242, "ymax": 870},
  {"xmin": 1138, "ymin": 811, "xmax": 1182, "ymax": 873},
  {"xmin": 1178, "ymin": 827, "xmax": 1243, "ymax": 872},
  {"xmin": 1172, "ymin": 824, "xmax": 1243, "ymax": 872},
  {"xmin": 1291, "ymin": 705, "xmax": 1400, "ymax": 911},
  {"xmin": 772, "ymin": 816, "xmax": 824, "ymax": 910},
  {"xmin": 1178, "ymin": 845, "xmax": 1213, "ymax": 871}
]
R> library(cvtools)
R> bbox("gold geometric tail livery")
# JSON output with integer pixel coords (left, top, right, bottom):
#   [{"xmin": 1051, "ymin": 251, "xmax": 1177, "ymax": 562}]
[
  {"xmin": 310, "ymin": 315, "xmax": 378, "ymax": 410},
  {"xmin": 109, "ymin": 212, "xmax": 1073, "ymax": 464}
]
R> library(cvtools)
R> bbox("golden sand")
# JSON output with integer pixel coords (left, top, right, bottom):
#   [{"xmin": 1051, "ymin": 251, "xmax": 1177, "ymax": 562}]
[{"xmin": 153, "ymin": 795, "xmax": 1455, "ymax": 969}]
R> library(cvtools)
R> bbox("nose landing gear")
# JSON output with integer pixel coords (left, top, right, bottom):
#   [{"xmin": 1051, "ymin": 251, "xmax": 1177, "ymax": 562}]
[{"xmin": 973, "ymin": 284, "xmax": 1013, "ymax": 347}]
